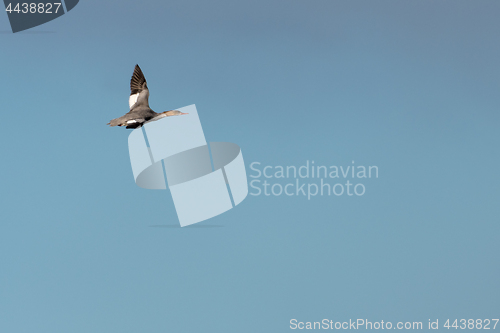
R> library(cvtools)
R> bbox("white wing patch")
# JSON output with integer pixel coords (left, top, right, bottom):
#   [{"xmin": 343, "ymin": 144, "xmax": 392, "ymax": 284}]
[
  {"xmin": 126, "ymin": 119, "xmax": 145, "ymax": 124},
  {"xmin": 129, "ymin": 93, "xmax": 139, "ymax": 109}
]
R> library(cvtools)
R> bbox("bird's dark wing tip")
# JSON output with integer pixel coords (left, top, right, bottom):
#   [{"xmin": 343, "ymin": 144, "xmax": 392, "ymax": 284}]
[{"xmin": 130, "ymin": 64, "xmax": 147, "ymax": 95}]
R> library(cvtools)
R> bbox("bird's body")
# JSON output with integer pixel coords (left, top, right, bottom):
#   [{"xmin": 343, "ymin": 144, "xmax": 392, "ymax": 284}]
[{"xmin": 108, "ymin": 65, "xmax": 187, "ymax": 129}]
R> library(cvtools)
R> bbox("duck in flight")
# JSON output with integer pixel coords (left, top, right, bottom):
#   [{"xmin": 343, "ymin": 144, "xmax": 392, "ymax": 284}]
[{"xmin": 108, "ymin": 64, "xmax": 187, "ymax": 129}]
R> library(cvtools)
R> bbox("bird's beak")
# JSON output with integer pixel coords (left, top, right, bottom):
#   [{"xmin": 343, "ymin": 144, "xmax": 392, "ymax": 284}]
[{"xmin": 180, "ymin": 112, "xmax": 189, "ymax": 115}]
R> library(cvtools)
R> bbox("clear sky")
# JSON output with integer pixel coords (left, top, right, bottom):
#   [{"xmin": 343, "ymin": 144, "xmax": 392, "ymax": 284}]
[{"xmin": 1, "ymin": 1, "xmax": 499, "ymax": 332}]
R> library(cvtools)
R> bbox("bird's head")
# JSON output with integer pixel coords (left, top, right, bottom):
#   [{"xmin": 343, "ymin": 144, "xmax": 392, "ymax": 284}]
[{"xmin": 161, "ymin": 110, "xmax": 189, "ymax": 116}]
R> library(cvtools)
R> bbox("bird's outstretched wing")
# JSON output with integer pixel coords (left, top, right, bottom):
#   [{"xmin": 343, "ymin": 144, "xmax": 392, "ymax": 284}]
[{"xmin": 129, "ymin": 64, "xmax": 150, "ymax": 109}]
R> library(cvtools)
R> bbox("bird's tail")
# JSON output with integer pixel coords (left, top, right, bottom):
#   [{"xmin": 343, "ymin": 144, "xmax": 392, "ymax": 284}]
[{"xmin": 107, "ymin": 117, "xmax": 124, "ymax": 127}]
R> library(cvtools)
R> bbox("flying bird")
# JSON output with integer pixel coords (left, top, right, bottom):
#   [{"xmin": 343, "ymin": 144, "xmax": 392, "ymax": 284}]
[{"xmin": 108, "ymin": 65, "xmax": 187, "ymax": 129}]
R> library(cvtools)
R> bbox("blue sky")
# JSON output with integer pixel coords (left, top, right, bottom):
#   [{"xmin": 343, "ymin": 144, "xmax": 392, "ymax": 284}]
[{"xmin": 1, "ymin": 1, "xmax": 499, "ymax": 332}]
